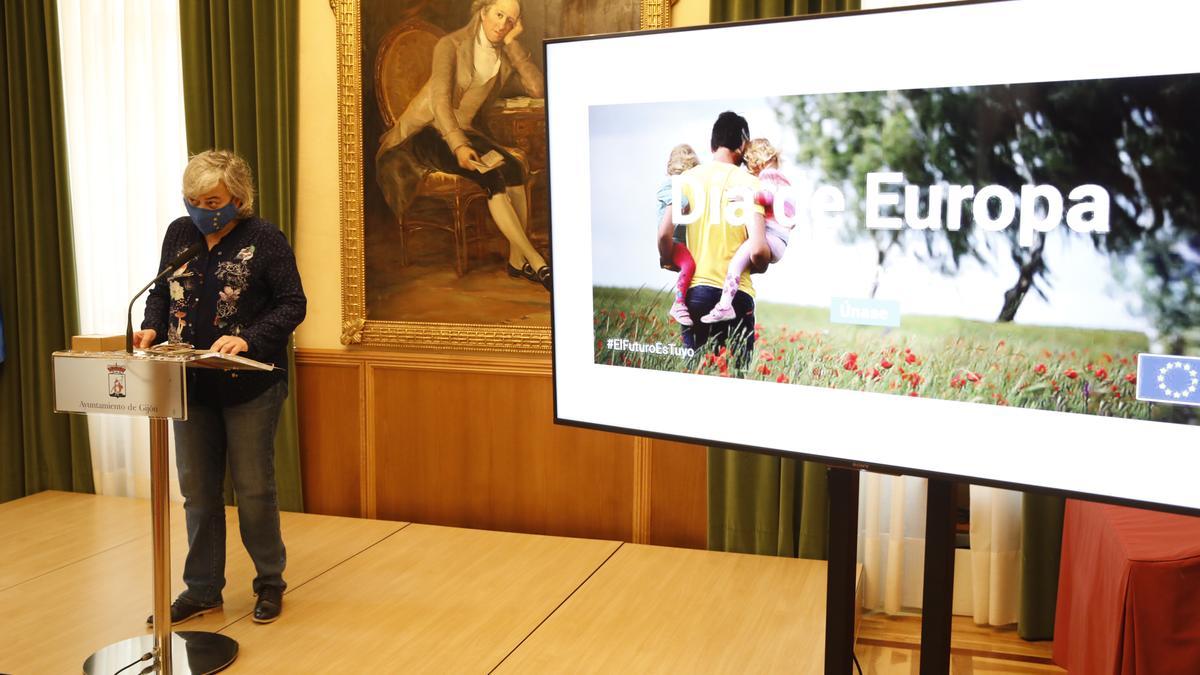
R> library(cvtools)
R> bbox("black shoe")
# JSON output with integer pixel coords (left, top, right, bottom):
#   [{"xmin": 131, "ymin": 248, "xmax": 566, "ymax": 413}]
[
  {"xmin": 253, "ymin": 587, "xmax": 283, "ymax": 624},
  {"xmin": 506, "ymin": 262, "xmax": 536, "ymax": 282},
  {"xmin": 534, "ymin": 265, "xmax": 551, "ymax": 291},
  {"xmin": 146, "ymin": 596, "xmax": 222, "ymax": 627}
]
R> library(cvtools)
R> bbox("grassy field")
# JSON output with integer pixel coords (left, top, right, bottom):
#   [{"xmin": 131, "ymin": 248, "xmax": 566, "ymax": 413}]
[{"xmin": 593, "ymin": 285, "xmax": 1175, "ymax": 422}]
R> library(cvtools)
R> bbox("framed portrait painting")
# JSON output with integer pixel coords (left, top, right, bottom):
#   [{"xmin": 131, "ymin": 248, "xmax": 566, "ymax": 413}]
[{"xmin": 334, "ymin": 0, "xmax": 673, "ymax": 353}]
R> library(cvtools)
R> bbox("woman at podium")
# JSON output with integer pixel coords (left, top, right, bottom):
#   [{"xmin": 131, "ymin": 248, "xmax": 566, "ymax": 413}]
[{"xmin": 133, "ymin": 149, "xmax": 306, "ymax": 625}]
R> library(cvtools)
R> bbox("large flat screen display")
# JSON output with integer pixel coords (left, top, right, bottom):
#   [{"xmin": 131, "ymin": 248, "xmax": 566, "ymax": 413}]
[{"xmin": 546, "ymin": 0, "xmax": 1200, "ymax": 512}]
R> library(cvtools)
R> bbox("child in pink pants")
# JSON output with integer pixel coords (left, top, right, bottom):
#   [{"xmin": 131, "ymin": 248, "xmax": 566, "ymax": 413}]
[{"xmin": 655, "ymin": 144, "xmax": 699, "ymax": 325}]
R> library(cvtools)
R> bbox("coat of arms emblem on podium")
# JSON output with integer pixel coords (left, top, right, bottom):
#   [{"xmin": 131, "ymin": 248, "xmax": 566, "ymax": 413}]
[{"xmin": 107, "ymin": 364, "xmax": 127, "ymax": 398}]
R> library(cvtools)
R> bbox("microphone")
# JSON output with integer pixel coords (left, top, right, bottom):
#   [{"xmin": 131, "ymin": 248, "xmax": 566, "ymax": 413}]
[{"xmin": 126, "ymin": 240, "xmax": 206, "ymax": 354}]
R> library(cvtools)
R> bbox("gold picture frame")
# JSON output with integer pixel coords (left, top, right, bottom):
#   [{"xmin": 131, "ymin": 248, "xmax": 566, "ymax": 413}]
[{"xmin": 334, "ymin": 0, "xmax": 673, "ymax": 353}]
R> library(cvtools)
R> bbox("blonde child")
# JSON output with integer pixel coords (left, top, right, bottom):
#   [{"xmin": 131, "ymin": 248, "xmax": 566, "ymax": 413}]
[
  {"xmin": 656, "ymin": 144, "xmax": 700, "ymax": 325},
  {"xmin": 700, "ymin": 138, "xmax": 794, "ymax": 324}
]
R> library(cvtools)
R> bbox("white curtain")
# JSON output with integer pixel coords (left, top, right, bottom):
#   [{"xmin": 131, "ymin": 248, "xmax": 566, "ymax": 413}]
[
  {"xmin": 58, "ymin": 0, "xmax": 188, "ymax": 500},
  {"xmin": 854, "ymin": 475, "xmax": 1023, "ymax": 623},
  {"xmin": 858, "ymin": 472, "xmax": 928, "ymax": 613},
  {"xmin": 968, "ymin": 486, "xmax": 1022, "ymax": 625}
]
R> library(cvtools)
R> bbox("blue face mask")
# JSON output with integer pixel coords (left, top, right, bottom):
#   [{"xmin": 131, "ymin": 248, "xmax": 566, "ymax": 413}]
[{"xmin": 184, "ymin": 197, "xmax": 240, "ymax": 235}]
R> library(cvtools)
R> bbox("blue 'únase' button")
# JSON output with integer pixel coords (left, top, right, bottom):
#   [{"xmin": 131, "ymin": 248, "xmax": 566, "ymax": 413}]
[{"xmin": 830, "ymin": 297, "xmax": 900, "ymax": 328}]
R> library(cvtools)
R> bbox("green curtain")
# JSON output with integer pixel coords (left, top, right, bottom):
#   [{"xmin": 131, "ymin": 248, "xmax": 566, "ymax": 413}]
[
  {"xmin": 179, "ymin": 0, "xmax": 303, "ymax": 512},
  {"xmin": 1019, "ymin": 493, "xmax": 1064, "ymax": 639},
  {"xmin": 0, "ymin": 1, "xmax": 94, "ymax": 503},
  {"xmin": 710, "ymin": 0, "xmax": 860, "ymax": 23},
  {"xmin": 709, "ymin": 449, "xmax": 828, "ymax": 558}
]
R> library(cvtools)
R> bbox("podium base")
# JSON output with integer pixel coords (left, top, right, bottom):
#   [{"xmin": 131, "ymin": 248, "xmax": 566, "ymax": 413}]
[{"xmin": 83, "ymin": 631, "xmax": 237, "ymax": 674}]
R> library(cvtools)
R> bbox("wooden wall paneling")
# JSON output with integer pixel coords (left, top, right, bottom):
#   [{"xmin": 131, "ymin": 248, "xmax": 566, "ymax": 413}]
[
  {"xmin": 541, "ymin": 404, "xmax": 636, "ymax": 540},
  {"xmin": 297, "ymin": 349, "xmax": 708, "ymax": 547},
  {"xmin": 370, "ymin": 365, "xmax": 635, "ymax": 540},
  {"xmin": 363, "ymin": 359, "xmax": 377, "ymax": 519},
  {"xmin": 648, "ymin": 438, "xmax": 708, "ymax": 549},
  {"xmin": 296, "ymin": 356, "xmax": 365, "ymax": 517},
  {"xmin": 632, "ymin": 437, "xmax": 652, "ymax": 543}
]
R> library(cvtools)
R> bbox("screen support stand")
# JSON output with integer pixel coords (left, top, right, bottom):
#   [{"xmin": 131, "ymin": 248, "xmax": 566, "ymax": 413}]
[
  {"xmin": 825, "ymin": 466, "xmax": 859, "ymax": 675},
  {"xmin": 919, "ymin": 477, "xmax": 957, "ymax": 674}
]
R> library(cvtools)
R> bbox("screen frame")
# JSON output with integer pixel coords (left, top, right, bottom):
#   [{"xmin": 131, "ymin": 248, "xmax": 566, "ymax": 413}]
[{"xmin": 543, "ymin": 0, "xmax": 1200, "ymax": 517}]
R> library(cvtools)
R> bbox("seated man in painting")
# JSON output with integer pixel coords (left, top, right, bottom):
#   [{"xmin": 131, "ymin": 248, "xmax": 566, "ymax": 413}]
[{"xmin": 375, "ymin": 0, "xmax": 551, "ymax": 290}]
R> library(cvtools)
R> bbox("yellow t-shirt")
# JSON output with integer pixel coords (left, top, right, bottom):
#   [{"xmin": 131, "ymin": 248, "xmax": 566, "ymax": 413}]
[{"xmin": 680, "ymin": 161, "xmax": 763, "ymax": 297}]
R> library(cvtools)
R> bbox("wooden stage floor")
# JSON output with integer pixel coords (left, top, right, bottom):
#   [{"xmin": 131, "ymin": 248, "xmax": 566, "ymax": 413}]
[{"xmin": 2, "ymin": 491, "xmax": 849, "ymax": 674}]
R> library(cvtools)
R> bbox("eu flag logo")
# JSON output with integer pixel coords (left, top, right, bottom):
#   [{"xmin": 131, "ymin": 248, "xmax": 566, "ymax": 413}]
[{"xmin": 1136, "ymin": 354, "xmax": 1200, "ymax": 407}]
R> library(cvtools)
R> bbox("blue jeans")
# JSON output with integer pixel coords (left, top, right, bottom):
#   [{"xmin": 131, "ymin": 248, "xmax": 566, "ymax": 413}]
[
  {"xmin": 174, "ymin": 380, "xmax": 287, "ymax": 605},
  {"xmin": 681, "ymin": 284, "xmax": 756, "ymax": 371}
]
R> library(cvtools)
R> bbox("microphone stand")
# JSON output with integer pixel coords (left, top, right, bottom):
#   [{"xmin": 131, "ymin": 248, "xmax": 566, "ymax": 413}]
[{"xmin": 126, "ymin": 242, "xmax": 204, "ymax": 353}]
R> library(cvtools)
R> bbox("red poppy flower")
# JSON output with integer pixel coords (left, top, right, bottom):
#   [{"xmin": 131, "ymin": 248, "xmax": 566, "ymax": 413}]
[
  {"xmin": 905, "ymin": 353, "xmax": 917, "ymax": 364},
  {"xmin": 964, "ymin": 371, "xmax": 981, "ymax": 383},
  {"xmin": 1094, "ymin": 368, "xmax": 1108, "ymax": 381},
  {"xmin": 757, "ymin": 364, "xmax": 772, "ymax": 376},
  {"xmin": 619, "ymin": 311, "xmax": 626, "ymax": 320},
  {"xmin": 1034, "ymin": 363, "xmax": 1047, "ymax": 375},
  {"xmin": 776, "ymin": 374, "xmax": 789, "ymax": 384},
  {"xmin": 880, "ymin": 359, "xmax": 894, "ymax": 369},
  {"xmin": 1124, "ymin": 373, "xmax": 1137, "ymax": 384},
  {"xmin": 1065, "ymin": 369, "xmax": 1078, "ymax": 379}
]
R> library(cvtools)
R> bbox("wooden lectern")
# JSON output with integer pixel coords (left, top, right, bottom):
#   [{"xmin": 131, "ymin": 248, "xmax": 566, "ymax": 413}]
[{"xmin": 53, "ymin": 347, "xmax": 271, "ymax": 675}]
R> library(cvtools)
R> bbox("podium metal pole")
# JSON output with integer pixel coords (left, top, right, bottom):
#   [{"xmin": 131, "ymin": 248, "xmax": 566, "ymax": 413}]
[
  {"xmin": 74, "ymin": 353, "xmax": 240, "ymax": 674},
  {"xmin": 150, "ymin": 417, "xmax": 174, "ymax": 672}
]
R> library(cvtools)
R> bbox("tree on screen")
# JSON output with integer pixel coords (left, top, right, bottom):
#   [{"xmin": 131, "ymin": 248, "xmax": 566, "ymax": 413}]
[
  {"xmin": 777, "ymin": 74, "xmax": 1200, "ymax": 325},
  {"xmin": 1121, "ymin": 231, "xmax": 1200, "ymax": 355},
  {"xmin": 776, "ymin": 91, "xmax": 975, "ymax": 299}
]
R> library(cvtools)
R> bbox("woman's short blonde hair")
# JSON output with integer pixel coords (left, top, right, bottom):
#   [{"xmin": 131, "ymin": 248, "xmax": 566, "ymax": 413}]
[
  {"xmin": 666, "ymin": 144, "xmax": 699, "ymax": 176},
  {"xmin": 182, "ymin": 149, "xmax": 256, "ymax": 217},
  {"xmin": 743, "ymin": 138, "xmax": 779, "ymax": 176}
]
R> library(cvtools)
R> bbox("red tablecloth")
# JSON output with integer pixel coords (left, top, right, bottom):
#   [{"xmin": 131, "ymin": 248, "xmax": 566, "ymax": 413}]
[{"xmin": 1054, "ymin": 499, "xmax": 1200, "ymax": 674}]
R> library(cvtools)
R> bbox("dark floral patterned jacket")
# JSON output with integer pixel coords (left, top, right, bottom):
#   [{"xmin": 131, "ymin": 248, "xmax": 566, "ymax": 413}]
[{"xmin": 142, "ymin": 216, "xmax": 307, "ymax": 405}]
